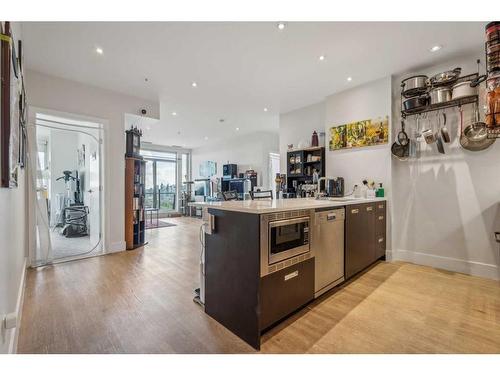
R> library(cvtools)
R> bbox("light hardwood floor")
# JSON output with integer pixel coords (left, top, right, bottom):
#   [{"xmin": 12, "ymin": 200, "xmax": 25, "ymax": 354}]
[{"xmin": 18, "ymin": 217, "xmax": 500, "ymax": 353}]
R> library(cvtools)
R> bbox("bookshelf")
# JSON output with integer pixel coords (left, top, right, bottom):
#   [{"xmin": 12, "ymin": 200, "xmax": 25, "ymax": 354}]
[
  {"xmin": 125, "ymin": 126, "xmax": 146, "ymax": 250},
  {"xmin": 125, "ymin": 157, "xmax": 146, "ymax": 250}
]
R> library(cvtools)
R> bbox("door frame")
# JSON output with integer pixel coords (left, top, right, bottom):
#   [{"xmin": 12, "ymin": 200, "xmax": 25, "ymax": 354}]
[{"xmin": 27, "ymin": 106, "xmax": 108, "ymax": 265}]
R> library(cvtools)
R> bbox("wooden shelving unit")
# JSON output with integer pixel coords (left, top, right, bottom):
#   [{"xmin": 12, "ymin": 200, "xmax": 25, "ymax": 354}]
[
  {"xmin": 125, "ymin": 156, "xmax": 146, "ymax": 250},
  {"xmin": 286, "ymin": 146, "xmax": 325, "ymax": 188}
]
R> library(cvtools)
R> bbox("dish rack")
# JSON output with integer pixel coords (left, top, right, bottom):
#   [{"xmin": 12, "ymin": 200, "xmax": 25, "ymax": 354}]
[{"xmin": 401, "ymin": 73, "xmax": 480, "ymax": 118}]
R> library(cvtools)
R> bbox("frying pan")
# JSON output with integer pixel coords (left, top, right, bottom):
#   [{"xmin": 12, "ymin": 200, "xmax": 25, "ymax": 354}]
[
  {"xmin": 459, "ymin": 105, "xmax": 495, "ymax": 151},
  {"xmin": 391, "ymin": 120, "xmax": 409, "ymax": 160},
  {"xmin": 464, "ymin": 102, "xmax": 488, "ymax": 142},
  {"xmin": 397, "ymin": 120, "xmax": 409, "ymax": 146},
  {"xmin": 391, "ymin": 141, "xmax": 409, "ymax": 160}
]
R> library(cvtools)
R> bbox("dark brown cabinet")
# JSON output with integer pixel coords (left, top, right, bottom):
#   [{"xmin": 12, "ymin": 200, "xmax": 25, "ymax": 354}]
[
  {"xmin": 260, "ymin": 257, "xmax": 314, "ymax": 331},
  {"xmin": 374, "ymin": 202, "xmax": 387, "ymax": 259},
  {"xmin": 345, "ymin": 201, "xmax": 386, "ymax": 279}
]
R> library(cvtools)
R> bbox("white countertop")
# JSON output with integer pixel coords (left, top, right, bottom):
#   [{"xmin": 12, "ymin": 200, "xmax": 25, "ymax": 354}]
[{"xmin": 189, "ymin": 197, "xmax": 386, "ymax": 214}]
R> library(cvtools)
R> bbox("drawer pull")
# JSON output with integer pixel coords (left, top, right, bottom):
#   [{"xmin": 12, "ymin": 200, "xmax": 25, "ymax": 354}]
[
  {"xmin": 351, "ymin": 209, "xmax": 359, "ymax": 214},
  {"xmin": 366, "ymin": 206, "xmax": 373, "ymax": 211},
  {"xmin": 327, "ymin": 213, "xmax": 336, "ymax": 221},
  {"xmin": 378, "ymin": 237, "xmax": 384, "ymax": 243},
  {"xmin": 378, "ymin": 216, "xmax": 384, "ymax": 220},
  {"xmin": 378, "ymin": 204, "xmax": 384, "ymax": 209},
  {"xmin": 284, "ymin": 270, "xmax": 299, "ymax": 281}
]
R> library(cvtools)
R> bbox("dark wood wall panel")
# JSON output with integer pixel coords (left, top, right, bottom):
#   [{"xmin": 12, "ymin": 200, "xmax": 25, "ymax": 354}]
[{"xmin": 205, "ymin": 209, "xmax": 261, "ymax": 349}]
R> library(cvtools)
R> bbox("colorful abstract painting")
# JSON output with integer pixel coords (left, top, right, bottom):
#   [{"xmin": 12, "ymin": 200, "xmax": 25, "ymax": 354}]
[{"xmin": 329, "ymin": 116, "xmax": 389, "ymax": 151}]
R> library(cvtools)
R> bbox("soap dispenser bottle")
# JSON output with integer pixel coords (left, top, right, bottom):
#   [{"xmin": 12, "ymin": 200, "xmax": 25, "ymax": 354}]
[{"xmin": 376, "ymin": 183, "xmax": 385, "ymax": 197}]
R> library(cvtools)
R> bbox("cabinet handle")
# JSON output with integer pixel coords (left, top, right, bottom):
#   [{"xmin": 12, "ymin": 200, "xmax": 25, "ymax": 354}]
[
  {"xmin": 378, "ymin": 216, "xmax": 384, "ymax": 220},
  {"xmin": 366, "ymin": 206, "xmax": 373, "ymax": 211},
  {"xmin": 284, "ymin": 270, "xmax": 299, "ymax": 281},
  {"xmin": 351, "ymin": 208, "xmax": 359, "ymax": 214},
  {"xmin": 378, "ymin": 237, "xmax": 384, "ymax": 243}
]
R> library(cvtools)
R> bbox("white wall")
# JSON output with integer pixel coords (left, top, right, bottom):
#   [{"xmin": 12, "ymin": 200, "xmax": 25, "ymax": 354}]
[
  {"xmin": 279, "ymin": 64, "xmax": 500, "ymax": 280},
  {"xmin": 324, "ymin": 76, "xmax": 393, "ymax": 192},
  {"xmin": 0, "ymin": 22, "xmax": 27, "ymax": 354},
  {"xmin": 25, "ymin": 70, "xmax": 159, "ymax": 253},
  {"xmin": 391, "ymin": 52, "xmax": 500, "ymax": 280},
  {"xmin": 279, "ymin": 101, "xmax": 325, "ymax": 172},
  {"xmin": 191, "ymin": 131, "xmax": 279, "ymax": 190},
  {"xmin": 324, "ymin": 77, "xmax": 393, "ymax": 255},
  {"xmin": 278, "ymin": 77, "xmax": 393, "ymax": 193}
]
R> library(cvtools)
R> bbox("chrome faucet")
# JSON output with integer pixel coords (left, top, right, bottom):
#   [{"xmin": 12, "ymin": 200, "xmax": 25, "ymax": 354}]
[{"xmin": 316, "ymin": 177, "xmax": 328, "ymax": 199}]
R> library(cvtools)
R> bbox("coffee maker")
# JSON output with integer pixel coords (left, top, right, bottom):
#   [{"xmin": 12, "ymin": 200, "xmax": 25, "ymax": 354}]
[{"xmin": 327, "ymin": 177, "xmax": 344, "ymax": 197}]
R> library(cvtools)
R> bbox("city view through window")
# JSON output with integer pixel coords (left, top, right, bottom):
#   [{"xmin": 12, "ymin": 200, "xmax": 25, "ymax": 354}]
[{"xmin": 141, "ymin": 150, "xmax": 178, "ymax": 212}]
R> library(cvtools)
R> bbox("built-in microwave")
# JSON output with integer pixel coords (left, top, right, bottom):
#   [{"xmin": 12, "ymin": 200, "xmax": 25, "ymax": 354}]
[
  {"xmin": 268, "ymin": 217, "xmax": 310, "ymax": 264},
  {"xmin": 260, "ymin": 210, "xmax": 313, "ymax": 276}
]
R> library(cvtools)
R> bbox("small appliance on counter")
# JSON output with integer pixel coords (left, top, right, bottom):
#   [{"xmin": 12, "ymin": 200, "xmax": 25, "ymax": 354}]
[
  {"xmin": 299, "ymin": 183, "xmax": 317, "ymax": 198},
  {"xmin": 223, "ymin": 163, "xmax": 238, "ymax": 179},
  {"xmin": 326, "ymin": 177, "xmax": 344, "ymax": 197}
]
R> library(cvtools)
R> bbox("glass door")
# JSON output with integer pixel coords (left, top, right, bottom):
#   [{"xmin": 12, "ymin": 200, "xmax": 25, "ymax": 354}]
[
  {"xmin": 142, "ymin": 149, "xmax": 188, "ymax": 215},
  {"xmin": 156, "ymin": 160, "xmax": 177, "ymax": 213},
  {"xmin": 34, "ymin": 113, "xmax": 103, "ymax": 264}
]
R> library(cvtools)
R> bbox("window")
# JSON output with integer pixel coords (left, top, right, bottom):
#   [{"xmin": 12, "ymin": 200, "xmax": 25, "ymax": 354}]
[{"xmin": 141, "ymin": 148, "xmax": 191, "ymax": 213}]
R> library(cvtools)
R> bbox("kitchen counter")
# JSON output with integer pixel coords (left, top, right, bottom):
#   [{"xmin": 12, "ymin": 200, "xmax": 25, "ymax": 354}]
[
  {"xmin": 194, "ymin": 196, "xmax": 387, "ymax": 350},
  {"xmin": 189, "ymin": 196, "xmax": 386, "ymax": 214}
]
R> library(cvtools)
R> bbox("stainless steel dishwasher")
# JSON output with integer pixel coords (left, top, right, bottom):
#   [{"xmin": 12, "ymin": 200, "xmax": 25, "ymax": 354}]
[{"xmin": 313, "ymin": 207, "xmax": 345, "ymax": 298}]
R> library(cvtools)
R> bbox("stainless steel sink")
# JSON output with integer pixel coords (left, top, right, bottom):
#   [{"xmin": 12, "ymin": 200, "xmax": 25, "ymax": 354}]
[{"xmin": 316, "ymin": 196, "xmax": 361, "ymax": 202}]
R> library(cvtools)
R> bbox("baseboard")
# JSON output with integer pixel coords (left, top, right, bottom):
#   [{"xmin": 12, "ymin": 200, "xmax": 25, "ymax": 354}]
[
  {"xmin": 108, "ymin": 241, "xmax": 126, "ymax": 253},
  {"xmin": 8, "ymin": 257, "xmax": 27, "ymax": 354},
  {"xmin": 391, "ymin": 249, "xmax": 499, "ymax": 281},
  {"xmin": 385, "ymin": 249, "xmax": 394, "ymax": 261}
]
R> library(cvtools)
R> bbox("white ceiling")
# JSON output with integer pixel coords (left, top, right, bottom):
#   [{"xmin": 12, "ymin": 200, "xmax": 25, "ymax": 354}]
[{"xmin": 22, "ymin": 22, "xmax": 485, "ymax": 148}]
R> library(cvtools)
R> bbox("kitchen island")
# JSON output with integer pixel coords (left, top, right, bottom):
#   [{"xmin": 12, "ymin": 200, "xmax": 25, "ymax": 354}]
[{"xmin": 190, "ymin": 197, "xmax": 387, "ymax": 350}]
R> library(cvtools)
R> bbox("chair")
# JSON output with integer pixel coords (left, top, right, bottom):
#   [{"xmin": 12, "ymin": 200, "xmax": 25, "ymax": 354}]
[
  {"xmin": 249, "ymin": 190, "xmax": 273, "ymax": 200},
  {"xmin": 222, "ymin": 190, "xmax": 239, "ymax": 201}
]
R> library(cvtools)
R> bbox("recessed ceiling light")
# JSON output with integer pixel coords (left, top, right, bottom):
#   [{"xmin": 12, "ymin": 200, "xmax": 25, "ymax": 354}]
[
  {"xmin": 95, "ymin": 47, "xmax": 103, "ymax": 55},
  {"xmin": 430, "ymin": 45, "xmax": 442, "ymax": 52},
  {"xmin": 204, "ymin": 136, "xmax": 209, "ymax": 140},
  {"xmin": 347, "ymin": 76, "xmax": 353, "ymax": 82},
  {"xmin": 319, "ymin": 55, "xmax": 326, "ymax": 61},
  {"xmin": 172, "ymin": 112, "xmax": 177, "ymax": 116},
  {"xmin": 236, "ymin": 127, "xmax": 240, "ymax": 131},
  {"xmin": 191, "ymin": 82, "xmax": 197, "ymax": 87},
  {"xmin": 277, "ymin": 22, "xmax": 286, "ymax": 31},
  {"xmin": 264, "ymin": 108, "xmax": 268, "ymax": 112}
]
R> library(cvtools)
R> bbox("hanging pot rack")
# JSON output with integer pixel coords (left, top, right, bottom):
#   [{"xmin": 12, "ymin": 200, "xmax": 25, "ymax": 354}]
[{"xmin": 401, "ymin": 72, "xmax": 480, "ymax": 118}]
